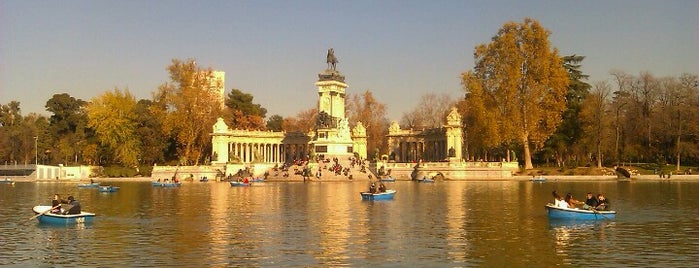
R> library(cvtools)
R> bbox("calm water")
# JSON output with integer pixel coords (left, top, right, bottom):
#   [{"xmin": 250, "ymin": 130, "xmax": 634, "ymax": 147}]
[{"xmin": 1, "ymin": 180, "xmax": 697, "ymax": 267}]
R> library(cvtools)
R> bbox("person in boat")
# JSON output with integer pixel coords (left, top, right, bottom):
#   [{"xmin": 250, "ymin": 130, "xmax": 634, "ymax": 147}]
[
  {"xmin": 378, "ymin": 182, "xmax": 386, "ymax": 193},
  {"xmin": 62, "ymin": 196, "xmax": 81, "ymax": 215},
  {"xmin": 564, "ymin": 193, "xmax": 583, "ymax": 208},
  {"xmin": 243, "ymin": 177, "xmax": 250, "ymax": 184},
  {"xmin": 51, "ymin": 194, "xmax": 64, "ymax": 214},
  {"xmin": 583, "ymin": 192, "xmax": 599, "ymax": 210},
  {"xmin": 552, "ymin": 191, "xmax": 568, "ymax": 208},
  {"xmin": 596, "ymin": 194, "xmax": 609, "ymax": 210},
  {"xmin": 369, "ymin": 182, "xmax": 377, "ymax": 193}
]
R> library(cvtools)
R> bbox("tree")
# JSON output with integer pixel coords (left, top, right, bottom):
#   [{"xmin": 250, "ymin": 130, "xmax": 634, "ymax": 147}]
[
  {"xmin": 155, "ymin": 59, "xmax": 223, "ymax": 165},
  {"xmin": 134, "ymin": 99, "xmax": 169, "ymax": 165},
  {"xmin": 462, "ymin": 18, "xmax": 569, "ymax": 169},
  {"xmin": 45, "ymin": 93, "xmax": 90, "ymax": 165},
  {"xmin": 266, "ymin": 114, "xmax": 284, "ymax": 131},
  {"xmin": 400, "ymin": 93, "xmax": 455, "ymax": 128},
  {"xmin": 543, "ymin": 55, "xmax": 591, "ymax": 167},
  {"xmin": 609, "ymin": 70, "xmax": 632, "ymax": 165},
  {"xmin": 225, "ymin": 89, "xmax": 267, "ymax": 130},
  {"xmin": 0, "ymin": 101, "xmax": 23, "ymax": 163},
  {"xmin": 347, "ymin": 90, "xmax": 388, "ymax": 158},
  {"xmin": 580, "ymin": 81, "xmax": 612, "ymax": 168},
  {"xmin": 86, "ymin": 88, "xmax": 141, "ymax": 167},
  {"xmin": 283, "ymin": 108, "xmax": 317, "ymax": 132},
  {"xmin": 654, "ymin": 74, "xmax": 698, "ymax": 171}
]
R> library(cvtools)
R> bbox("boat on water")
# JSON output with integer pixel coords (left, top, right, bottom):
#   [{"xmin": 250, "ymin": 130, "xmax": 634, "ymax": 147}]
[
  {"xmin": 380, "ymin": 177, "xmax": 396, "ymax": 182},
  {"xmin": 151, "ymin": 181, "xmax": 182, "ymax": 187},
  {"xmin": 31, "ymin": 205, "xmax": 95, "ymax": 224},
  {"xmin": 1, "ymin": 178, "xmax": 14, "ymax": 184},
  {"xmin": 230, "ymin": 181, "xmax": 250, "ymax": 187},
  {"xmin": 98, "ymin": 185, "xmax": 120, "ymax": 192},
  {"xmin": 360, "ymin": 189, "xmax": 397, "ymax": 200},
  {"xmin": 531, "ymin": 176, "xmax": 547, "ymax": 182},
  {"xmin": 418, "ymin": 178, "xmax": 435, "ymax": 183},
  {"xmin": 249, "ymin": 177, "xmax": 265, "ymax": 182},
  {"xmin": 545, "ymin": 204, "xmax": 616, "ymax": 220},
  {"xmin": 77, "ymin": 182, "xmax": 100, "ymax": 188}
]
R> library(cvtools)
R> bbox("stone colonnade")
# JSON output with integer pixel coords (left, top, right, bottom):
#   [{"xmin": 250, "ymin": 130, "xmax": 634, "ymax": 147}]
[
  {"xmin": 227, "ymin": 142, "xmax": 310, "ymax": 163},
  {"xmin": 388, "ymin": 131, "xmax": 449, "ymax": 162},
  {"xmin": 386, "ymin": 107, "xmax": 463, "ymax": 163}
]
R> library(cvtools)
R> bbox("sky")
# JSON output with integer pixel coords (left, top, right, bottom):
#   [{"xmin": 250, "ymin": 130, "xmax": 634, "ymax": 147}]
[{"xmin": 1, "ymin": 0, "xmax": 697, "ymax": 121}]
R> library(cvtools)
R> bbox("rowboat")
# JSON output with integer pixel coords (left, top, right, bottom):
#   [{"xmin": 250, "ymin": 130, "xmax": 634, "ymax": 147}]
[
  {"xmin": 360, "ymin": 189, "xmax": 397, "ymax": 200},
  {"xmin": 152, "ymin": 181, "xmax": 182, "ymax": 187},
  {"xmin": 31, "ymin": 205, "xmax": 95, "ymax": 225},
  {"xmin": 418, "ymin": 178, "xmax": 434, "ymax": 183},
  {"xmin": 98, "ymin": 185, "xmax": 120, "ymax": 192},
  {"xmin": 230, "ymin": 181, "xmax": 250, "ymax": 187},
  {"xmin": 250, "ymin": 177, "xmax": 265, "ymax": 182},
  {"xmin": 545, "ymin": 204, "xmax": 616, "ymax": 220},
  {"xmin": 380, "ymin": 177, "xmax": 396, "ymax": 182},
  {"xmin": 531, "ymin": 176, "xmax": 547, "ymax": 182},
  {"xmin": 77, "ymin": 182, "xmax": 100, "ymax": 188},
  {"xmin": 0, "ymin": 178, "xmax": 14, "ymax": 184}
]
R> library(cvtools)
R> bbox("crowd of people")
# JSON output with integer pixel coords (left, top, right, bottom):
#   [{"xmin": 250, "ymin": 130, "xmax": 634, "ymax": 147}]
[{"xmin": 552, "ymin": 190, "xmax": 609, "ymax": 211}]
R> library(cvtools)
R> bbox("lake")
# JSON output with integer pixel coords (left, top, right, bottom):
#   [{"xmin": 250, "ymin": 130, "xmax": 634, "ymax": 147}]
[{"xmin": 1, "ymin": 179, "xmax": 697, "ymax": 267}]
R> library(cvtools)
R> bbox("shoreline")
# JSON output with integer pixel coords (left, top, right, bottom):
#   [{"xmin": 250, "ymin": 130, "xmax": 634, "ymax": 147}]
[{"xmin": 6, "ymin": 174, "xmax": 699, "ymax": 183}]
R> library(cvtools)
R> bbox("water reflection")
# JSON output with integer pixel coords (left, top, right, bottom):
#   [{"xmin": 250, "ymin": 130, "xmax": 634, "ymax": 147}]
[{"xmin": 2, "ymin": 180, "xmax": 698, "ymax": 267}]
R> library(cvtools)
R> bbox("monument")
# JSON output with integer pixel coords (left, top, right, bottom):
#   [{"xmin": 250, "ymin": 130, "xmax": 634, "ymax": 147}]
[{"xmin": 311, "ymin": 48, "xmax": 361, "ymax": 158}]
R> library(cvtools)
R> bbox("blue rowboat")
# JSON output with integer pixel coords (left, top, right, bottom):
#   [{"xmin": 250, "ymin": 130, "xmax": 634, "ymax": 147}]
[
  {"xmin": 545, "ymin": 204, "xmax": 616, "ymax": 220},
  {"xmin": 360, "ymin": 189, "xmax": 396, "ymax": 200},
  {"xmin": 380, "ymin": 177, "xmax": 396, "ymax": 182},
  {"xmin": 98, "ymin": 185, "xmax": 120, "ymax": 192},
  {"xmin": 230, "ymin": 181, "xmax": 250, "ymax": 187},
  {"xmin": 31, "ymin": 205, "xmax": 95, "ymax": 225},
  {"xmin": 152, "ymin": 181, "xmax": 181, "ymax": 187},
  {"xmin": 77, "ymin": 182, "xmax": 100, "ymax": 188}
]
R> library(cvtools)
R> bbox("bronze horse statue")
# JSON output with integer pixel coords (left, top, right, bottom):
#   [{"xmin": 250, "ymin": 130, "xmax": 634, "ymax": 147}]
[{"xmin": 326, "ymin": 48, "xmax": 338, "ymax": 70}]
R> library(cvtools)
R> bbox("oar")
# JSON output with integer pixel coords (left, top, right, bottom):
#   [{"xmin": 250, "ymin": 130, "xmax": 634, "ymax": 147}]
[
  {"xmin": 27, "ymin": 205, "xmax": 61, "ymax": 222},
  {"xmin": 591, "ymin": 208, "xmax": 611, "ymax": 220}
]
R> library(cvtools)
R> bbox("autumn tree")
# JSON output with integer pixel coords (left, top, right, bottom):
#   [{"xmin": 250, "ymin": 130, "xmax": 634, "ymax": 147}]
[
  {"xmin": 462, "ymin": 18, "xmax": 569, "ymax": 169},
  {"xmin": 609, "ymin": 70, "xmax": 633, "ymax": 164},
  {"xmin": 580, "ymin": 81, "xmax": 613, "ymax": 168},
  {"xmin": 225, "ymin": 89, "xmax": 267, "ymax": 130},
  {"xmin": 400, "ymin": 93, "xmax": 455, "ymax": 128},
  {"xmin": 653, "ymin": 74, "xmax": 698, "ymax": 171},
  {"xmin": 86, "ymin": 88, "xmax": 141, "ymax": 167},
  {"xmin": 346, "ymin": 90, "xmax": 388, "ymax": 160},
  {"xmin": 155, "ymin": 59, "xmax": 223, "ymax": 165},
  {"xmin": 283, "ymin": 108, "xmax": 317, "ymax": 132}
]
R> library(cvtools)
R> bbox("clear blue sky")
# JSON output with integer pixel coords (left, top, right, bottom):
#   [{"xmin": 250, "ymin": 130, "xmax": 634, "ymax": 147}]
[{"xmin": 1, "ymin": 0, "xmax": 697, "ymax": 120}]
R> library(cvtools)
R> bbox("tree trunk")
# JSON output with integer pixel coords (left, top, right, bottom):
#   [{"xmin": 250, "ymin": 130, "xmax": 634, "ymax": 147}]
[
  {"xmin": 676, "ymin": 111, "xmax": 682, "ymax": 172},
  {"xmin": 596, "ymin": 139, "xmax": 602, "ymax": 168},
  {"xmin": 523, "ymin": 136, "xmax": 533, "ymax": 170}
]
